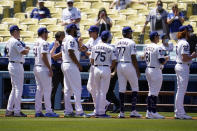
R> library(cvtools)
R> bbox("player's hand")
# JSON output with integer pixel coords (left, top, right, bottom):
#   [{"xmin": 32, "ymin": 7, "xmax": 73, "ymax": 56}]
[
  {"xmin": 137, "ymin": 71, "xmax": 141, "ymax": 78},
  {"xmin": 78, "ymin": 37, "xmax": 83, "ymax": 46},
  {"xmin": 25, "ymin": 46, "xmax": 30, "ymax": 50},
  {"xmin": 111, "ymin": 72, "xmax": 116, "ymax": 78},
  {"xmin": 165, "ymin": 56, "xmax": 170, "ymax": 61},
  {"xmin": 78, "ymin": 64, "xmax": 83, "ymax": 72},
  {"xmin": 191, "ymin": 52, "xmax": 197, "ymax": 58},
  {"xmin": 54, "ymin": 40, "xmax": 60, "ymax": 48},
  {"xmin": 49, "ymin": 68, "xmax": 53, "ymax": 77}
]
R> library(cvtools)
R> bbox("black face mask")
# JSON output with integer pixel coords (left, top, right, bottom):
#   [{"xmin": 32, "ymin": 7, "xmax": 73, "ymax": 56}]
[
  {"xmin": 59, "ymin": 41, "xmax": 62, "ymax": 45},
  {"xmin": 74, "ymin": 30, "xmax": 78, "ymax": 37}
]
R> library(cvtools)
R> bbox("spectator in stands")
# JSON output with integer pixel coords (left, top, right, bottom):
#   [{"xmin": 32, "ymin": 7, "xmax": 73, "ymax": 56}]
[
  {"xmin": 95, "ymin": 8, "xmax": 112, "ymax": 36},
  {"xmin": 160, "ymin": 33, "xmax": 174, "ymax": 56},
  {"xmin": 49, "ymin": 31, "xmax": 65, "ymax": 110},
  {"xmin": 142, "ymin": 0, "xmax": 168, "ymax": 36},
  {"xmin": 187, "ymin": 25, "xmax": 197, "ymax": 54},
  {"xmin": 110, "ymin": 0, "xmax": 146, "ymax": 10},
  {"xmin": 167, "ymin": 3, "xmax": 184, "ymax": 41},
  {"xmin": 61, "ymin": 0, "xmax": 81, "ymax": 37},
  {"xmin": 30, "ymin": 0, "xmax": 51, "ymax": 20}
]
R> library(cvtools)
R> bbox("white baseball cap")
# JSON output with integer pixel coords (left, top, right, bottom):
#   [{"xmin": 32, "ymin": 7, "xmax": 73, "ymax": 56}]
[
  {"xmin": 38, "ymin": 0, "xmax": 45, "ymax": 2},
  {"xmin": 67, "ymin": 0, "xmax": 74, "ymax": 3}
]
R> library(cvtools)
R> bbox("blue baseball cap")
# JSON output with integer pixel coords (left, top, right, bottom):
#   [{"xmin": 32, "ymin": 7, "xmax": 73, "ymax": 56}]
[
  {"xmin": 101, "ymin": 31, "xmax": 111, "ymax": 40},
  {"xmin": 38, "ymin": 27, "xmax": 49, "ymax": 36},
  {"xmin": 88, "ymin": 25, "xmax": 99, "ymax": 33},
  {"xmin": 122, "ymin": 26, "xmax": 133, "ymax": 34},
  {"xmin": 187, "ymin": 24, "xmax": 193, "ymax": 32},
  {"xmin": 149, "ymin": 31, "xmax": 159, "ymax": 40},
  {"xmin": 178, "ymin": 25, "xmax": 188, "ymax": 32},
  {"xmin": 9, "ymin": 25, "xmax": 22, "ymax": 33},
  {"xmin": 66, "ymin": 23, "xmax": 77, "ymax": 30}
]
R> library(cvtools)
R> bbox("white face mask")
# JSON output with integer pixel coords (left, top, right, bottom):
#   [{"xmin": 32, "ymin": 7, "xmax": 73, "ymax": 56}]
[
  {"xmin": 157, "ymin": 5, "xmax": 162, "ymax": 11},
  {"xmin": 164, "ymin": 39, "xmax": 169, "ymax": 43},
  {"xmin": 68, "ymin": 6, "xmax": 73, "ymax": 10}
]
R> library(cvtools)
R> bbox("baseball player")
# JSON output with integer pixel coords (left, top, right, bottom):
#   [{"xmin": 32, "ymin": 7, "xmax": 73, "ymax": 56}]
[
  {"xmin": 90, "ymin": 31, "xmax": 116, "ymax": 118},
  {"xmin": 160, "ymin": 33, "xmax": 174, "ymax": 56},
  {"xmin": 144, "ymin": 31, "xmax": 169, "ymax": 119},
  {"xmin": 61, "ymin": 23, "xmax": 89, "ymax": 117},
  {"xmin": 174, "ymin": 26, "xmax": 197, "ymax": 119},
  {"xmin": 33, "ymin": 27, "xmax": 59, "ymax": 117},
  {"xmin": 5, "ymin": 25, "xmax": 29, "ymax": 117},
  {"xmin": 115, "ymin": 27, "xmax": 141, "ymax": 118}
]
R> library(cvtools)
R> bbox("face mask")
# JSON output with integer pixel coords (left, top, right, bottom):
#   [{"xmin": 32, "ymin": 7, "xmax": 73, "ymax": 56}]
[
  {"xmin": 190, "ymin": 32, "xmax": 193, "ymax": 36},
  {"xmin": 157, "ymin": 5, "xmax": 162, "ymax": 11},
  {"xmin": 74, "ymin": 30, "xmax": 78, "ymax": 37},
  {"xmin": 59, "ymin": 41, "xmax": 62, "ymax": 45},
  {"xmin": 164, "ymin": 39, "xmax": 169, "ymax": 43},
  {"xmin": 68, "ymin": 6, "xmax": 73, "ymax": 10}
]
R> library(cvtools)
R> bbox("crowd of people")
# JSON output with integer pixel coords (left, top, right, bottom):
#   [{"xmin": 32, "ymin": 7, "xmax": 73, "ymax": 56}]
[{"xmin": 2, "ymin": 0, "xmax": 197, "ymax": 119}]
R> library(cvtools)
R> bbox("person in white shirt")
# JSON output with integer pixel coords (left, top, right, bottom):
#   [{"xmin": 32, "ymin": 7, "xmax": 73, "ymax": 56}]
[
  {"xmin": 160, "ymin": 33, "xmax": 174, "ymax": 56},
  {"xmin": 33, "ymin": 27, "xmax": 59, "ymax": 117},
  {"xmin": 61, "ymin": 0, "xmax": 81, "ymax": 37},
  {"xmin": 174, "ymin": 26, "xmax": 197, "ymax": 119},
  {"xmin": 90, "ymin": 31, "xmax": 116, "ymax": 118},
  {"xmin": 144, "ymin": 31, "xmax": 169, "ymax": 119},
  {"xmin": 5, "ymin": 25, "xmax": 29, "ymax": 117},
  {"xmin": 115, "ymin": 27, "xmax": 141, "ymax": 118}
]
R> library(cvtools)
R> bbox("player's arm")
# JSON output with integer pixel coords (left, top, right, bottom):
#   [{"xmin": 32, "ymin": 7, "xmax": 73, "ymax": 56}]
[
  {"xmin": 131, "ymin": 55, "xmax": 140, "ymax": 78},
  {"xmin": 52, "ymin": 52, "xmax": 62, "ymax": 60},
  {"xmin": 182, "ymin": 53, "xmax": 197, "ymax": 62},
  {"xmin": 109, "ymin": 1, "xmax": 116, "ymax": 9},
  {"xmin": 142, "ymin": 21, "xmax": 149, "ymax": 34},
  {"xmin": 72, "ymin": 18, "xmax": 81, "ymax": 24},
  {"xmin": 42, "ymin": 53, "xmax": 53, "ymax": 77},
  {"xmin": 21, "ymin": 49, "xmax": 29, "ymax": 55},
  {"xmin": 68, "ymin": 49, "xmax": 83, "ymax": 71},
  {"xmin": 90, "ymin": 58, "xmax": 94, "ymax": 65}
]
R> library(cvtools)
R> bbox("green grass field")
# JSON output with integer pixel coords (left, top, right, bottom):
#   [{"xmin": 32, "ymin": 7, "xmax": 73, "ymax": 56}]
[{"xmin": 0, "ymin": 110, "xmax": 197, "ymax": 131}]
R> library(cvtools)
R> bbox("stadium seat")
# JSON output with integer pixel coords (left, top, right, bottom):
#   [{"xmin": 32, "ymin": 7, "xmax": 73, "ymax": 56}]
[
  {"xmin": 109, "ymin": 14, "xmax": 126, "ymax": 21},
  {"xmin": 178, "ymin": 0, "xmax": 196, "ymax": 3},
  {"xmin": 20, "ymin": 18, "xmax": 38, "ymax": 25},
  {"xmin": 127, "ymin": 15, "xmax": 146, "ymax": 24},
  {"xmin": 20, "ymin": 31, "xmax": 34, "ymax": 38},
  {"xmin": 28, "ymin": 25, "xmax": 46, "ymax": 36},
  {"xmin": 0, "ymin": 24, "xmax": 8, "ymax": 31},
  {"xmin": 87, "ymin": 13, "xmax": 96, "ymax": 19},
  {"xmin": 115, "ymin": 20, "xmax": 135, "ymax": 27},
  {"xmin": 23, "ymin": 38, "xmax": 37, "ymax": 43},
  {"xmin": 193, "ymin": 28, "xmax": 197, "ymax": 34},
  {"xmin": 80, "ymin": 19, "xmax": 95, "ymax": 26},
  {"xmin": 189, "ymin": 15, "xmax": 197, "ymax": 22},
  {"xmin": 104, "ymin": 9, "xmax": 118, "ymax": 15},
  {"xmin": 183, "ymin": 21, "xmax": 196, "ymax": 28},
  {"xmin": 0, "ymin": 1, "xmax": 14, "ymax": 8},
  {"xmin": 113, "ymin": 32, "xmax": 122, "ymax": 39},
  {"xmin": 91, "ymin": 2, "xmax": 110, "ymax": 9},
  {"xmin": 111, "ymin": 25, "xmax": 122, "ymax": 33},
  {"xmin": 2, "ymin": 18, "xmax": 20, "ymax": 25},
  {"xmin": 44, "ymin": 1, "xmax": 55, "ymax": 8},
  {"xmin": 129, "ymin": 3, "xmax": 147, "ymax": 10},
  {"xmin": 49, "ymin": 8, "xmax": 62, "ymax": 15},
  {"xmin": 138, "ymin": 9, "xmax": 149, "ymax": 16},
  {"xmin": 3, "ymin": 37, "xmax": 10, "ymax": 42},
  {"xmin": 18, "ymin": 24, "xmax": 28, "ymax": 31},
  {"xmin": 119, "ymin": 9, "xmax": 137, "ymax": 15},
  {"xmin": 54, "ymin": 1, "xmax": 67, "ymax": 8},
  {"xmin": 0, "ymin": 37, "xmax": 3, "ymax": 42},
  {"xmin": 51, "ymin": 13, "xmax": 62, "ymax": 19},
  {"xmin": 47, "ymin": 37, "xmax": 55, "ymax": 43},
  {"xmin": 178, "ymin": 3, "xmax": 187, "ymax": 10},
  {"xmin": 47, "ymin": 25, "xmax": 64, "ymax": 32},
  {"xmin": 81, "ymin": 13, "xmax": 88, "ymax": 20},
  {"xmin": 39, "ymin": 18, "xmax": 57, "ymax": 25},
  {"xmin": 74, "ymin": 2, "xmax": 91, "ymax": 9},
  {"xmin": 14, "ymin": 13, "xmax": 27, "ymax": 22},
  {"xmin": 81, "ymin": 30, "xmax": 89, "ymax": 39},
  {"xmin": 81, "ymin": 8, "xmax": 99, "ymax": 15},
  {"xmin": 25, "ymin": 6, "xmax": 35, "ymax": 17}
]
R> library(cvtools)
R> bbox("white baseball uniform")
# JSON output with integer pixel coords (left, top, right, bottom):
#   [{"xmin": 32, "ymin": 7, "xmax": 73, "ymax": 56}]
[
  {"xmin": 61, "ymin": 35, "xmax": 83, "ymax": 115},
  {"xmin": 175, "ymin": 38, "xmax": 191, "ymax": 116},
  {"xmin": 144, "ymin": 43, "xmax": 165, "ymax": 96},
  {"xmin": 115, "ymin": 38, "xmax": 139, "ymax": 93},
  {"xmin": 161, "ymin": 42, "xmax": 174, "ymax": 56},
  {"xmin": 33, "ymin": 37, "xmax": 53, "ymax": 113},
  {"xmin": 90, "ymin": 41, "xmax": 117, "ymax": 115},
  {"xmin": 6, "ymin": 37, "xmax": 26, "ymax": 114},
  {"xmin": 85, "ymin": 37, "xmax": 101, "ymax": 111}
]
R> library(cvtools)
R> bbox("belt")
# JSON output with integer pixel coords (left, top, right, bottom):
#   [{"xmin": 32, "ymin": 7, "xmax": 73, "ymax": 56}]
[
  {"xmin": 9, "ymin": 61, "xmax": 23, "ymax": 64},
  {"xmin": 147, "ymin": 66, "xmax": 161, "ymax": 69},
  {"xmin": 177, "ymin": 63, "xmax": 190, "ymax": 66},
  {"xmin": 94, "ymin": 65, "xmax": 109, "ymax": 67},
  {"xmin": 118, "ymin": 61, "xmax": 131, "ymax": 63},
  {"xmin": 63, "ymin": 62, "xmax": 70, "ymax": 63},
  {"xmin": 34, "ymin": 65, "xmax": 44, "ymax": 67}
]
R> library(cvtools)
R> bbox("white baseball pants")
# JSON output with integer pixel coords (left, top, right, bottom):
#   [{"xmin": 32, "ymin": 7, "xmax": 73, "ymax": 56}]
[
  {"xmin": 175, "ymin": 64, "xmax": 189, "ymax": 115},
  {"xmin": 145, "ymin": 68, "xmax": 163, "ymax": 96},
  {"xmin": 7, "ymin": 63, "xmax": 24, "ymax": 114},
  {"xmin": 34, "ymin": 67, "xmax": 53, "ymax": 113},
  {"xmin": 117, "ymin": 63, "xmax": 139, "ymax": 93},
  {"xmin": 94, "ymin": 66, "xmax": 111, "ymax": 115},
  {"xmin": 61, "ymin": 63, "xmax": 83, "ymax": 115}
]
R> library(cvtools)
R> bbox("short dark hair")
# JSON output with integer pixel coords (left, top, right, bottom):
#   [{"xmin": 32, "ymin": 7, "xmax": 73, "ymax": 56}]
[{"xmin": 55, "ymin": 31, "xmax": 65, "ymax": 40}]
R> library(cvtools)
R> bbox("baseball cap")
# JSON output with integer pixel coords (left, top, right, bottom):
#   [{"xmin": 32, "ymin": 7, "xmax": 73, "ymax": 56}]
[
  {"xmin": 149, "ymin": 31, "xmax": 159, "ymax": 40},
  {"xmin": 101, "ymin": 31, "xmax": 110, "ymax": 40},
  {"xmin": 160, "ymin": 33, "xmax": 166, "ymax": 39},
  {"xmin": 66, "ymin": 23, "xmax": 77, "ymax": 30},
  {"xmin": 99, "ymin": 7, "xmax": 106, "ymax": 12},
  {"xmin": 9, "ymin": 25, "xmax": 22, "ymax": 33},
  {"xmin": 187, "ymin": 24, "xmax": 193, "ymax": 32},
  {"xmin": 38, "ymin": 27, "xmax": 49, "ymax": 35},
  {"xmin": 178, "ymin": 25, "xmax": 188, "ymax": 32},
  {"xmin": 122, "ymin": 26, "xmax": 133, "ymax": 34},
  {"xmin": 88, "ymin": 25, "xmax": 99, "ymax": 33},
  {"xmin": 38, "ymin": 0, "xmax": 45, "ymax": 2},
  {"xmin": 67, "ymin": 0, "xmax": 74, "ymax": 3}
]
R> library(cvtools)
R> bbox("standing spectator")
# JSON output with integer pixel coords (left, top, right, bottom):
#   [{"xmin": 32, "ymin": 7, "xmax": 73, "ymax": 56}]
[
  {"xmin": 167, "ymin": 3, "xmax": 184, "ymax": 41},
  {"xmin": 5, "ymin": 25, "xmax": 30, "ymax": 117},
  {"xmin": 110, "ymin": 0, "xmax": 146, "ymax": 10},
  {"xmin": 61, "ymin": 0, "xmax": 81, "ymax": 37},
  {"xmin": 49, "ymin": 31, "xmax": 65, "ymax": 110},
  {"xmin": 142, "ymin": 0, "xmax": 168, "ymax": 36},
  {"xmin": 174, "ymin": 26, "xmax": 197, "ymax": 119},
  {"xmin": 95, "ymin": 8, "xmax": 112, "ymax": 36},
  {"xmin": 187, "ymin": 25, "xmax": 197, "ymax": 54},
  {"xmin": 30, "ymin": 0, "xmax": 51, "ymax": 20}
]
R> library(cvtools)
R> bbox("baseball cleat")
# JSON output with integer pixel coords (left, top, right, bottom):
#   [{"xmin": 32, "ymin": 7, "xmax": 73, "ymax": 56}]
[
  {"xmin": 175, "ymin": 114, "xmax": 192, "ymax": 119},
  {"xmin": 151, "ymin": 112, "xmax": 165, "ymax": 119},
  {"xmin": 87, "ymin": 112, "xmax": 96, "ymax": 116},
  {"xmin": 95, "ymin": 114, "xmax": 111, "ymax": 118},
  {"xmin": 5, "ymin": 110, "xmax": 14, "ymax": 117},
  {"xmin": 14, "ymin": 112, "xmax": 27, "ymax": 117},
  {"xmin": 130, "ymin": 110, "xmax": 142, "ymax": 118},
  {"xmin": 45, "ymin": 112, "xmax": 59, "ymax": 117},
  {"xmin": 64, "ymin": 112, "xmax": 75, "ymax": 117},
  {"xmin": 75, "ymin": 113, "xmax": 91, "ymax": 118},
  {"xmin": 118, "ymin": 112, "xmax": 125, "ymax": 118},
  {"xmin": 146, "ymin": 111, "xmax": 153, "ymax": 119},
  {"xmin": 35, "ymin": 112, "xmax": 45, "ymax": 117}
]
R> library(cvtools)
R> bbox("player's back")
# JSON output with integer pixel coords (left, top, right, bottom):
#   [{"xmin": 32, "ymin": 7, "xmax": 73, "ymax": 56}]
[
  {"xmin": 144, "ymin": 43, "xmax": 163, "ymax": 68},
  {"xmin": 115, "ymin": 38, "xmax": 136, "ymax": 62}
]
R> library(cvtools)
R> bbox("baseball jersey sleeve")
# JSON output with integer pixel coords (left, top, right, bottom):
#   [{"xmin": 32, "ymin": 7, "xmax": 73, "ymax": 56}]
[
  {"xmin": 130, "ymin": 43, "xmax": 137, "ymax": 55},
  {"xmin": 111, "ymin": 46, "xmax": 117, "ymax": 61},
  {"xmin": 76, "ymin": 8, "xmax": 81, "ymax": 19},
  {"xmin": 41, "ymin": 42, "xmax": 49, "ymax": 54},
  {"xmin": 14, "ymin": 41, "xmax": 25, "ymax": 53},
  {"xmin": 67, "ymin": 38, "xmax": 77, "ymax": 51},
  {"xmin": 89, "ymin": 46, "xmax": 95, "ymax": 59},
  {"xmin": 157, "ymin": 46, "xmax": 165, "ymax": 59},
  {"xmin": 181, "ymin": 42, "xmax": 190, "ymax": 55}
]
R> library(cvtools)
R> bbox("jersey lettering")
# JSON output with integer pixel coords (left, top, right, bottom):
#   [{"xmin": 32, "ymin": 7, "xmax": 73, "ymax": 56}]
[{"xmin": 95, "ymin": 51, "xmax": 106, "ymax": 62}]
